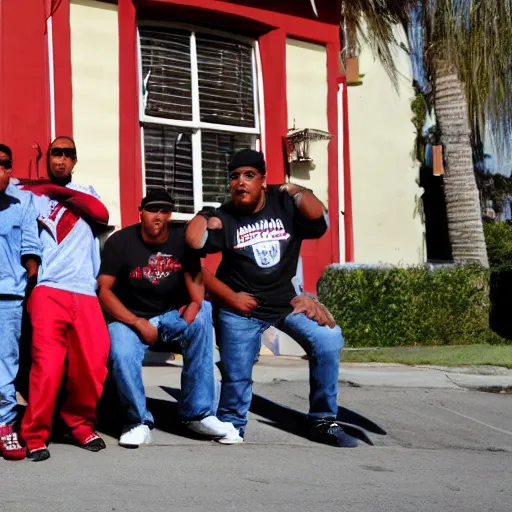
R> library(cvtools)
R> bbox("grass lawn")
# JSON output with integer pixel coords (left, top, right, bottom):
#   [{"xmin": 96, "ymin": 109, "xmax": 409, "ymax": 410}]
[{"xmin": 342, "ymin": 344, "xmax": 512, "ymax": 368}]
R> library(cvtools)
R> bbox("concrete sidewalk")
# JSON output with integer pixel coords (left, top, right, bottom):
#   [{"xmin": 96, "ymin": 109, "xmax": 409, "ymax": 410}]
[
  {"xmin": 143, "ymin": 354, "xmax": 512, "ymax": 393},
  {"xmin": 6, "ymin": 355, "xmax": 512, "ymax": 512}
]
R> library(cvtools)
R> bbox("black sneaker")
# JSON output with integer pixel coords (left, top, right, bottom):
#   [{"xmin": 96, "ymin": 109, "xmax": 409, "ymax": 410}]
[
  {"xmin": 82, "ymin": 436, "xmax": 107, "ymax": 452},
  {"xmin": 27, "ymin": 447, "xmax": 51, "ymax": 462},
  {"xmin": 309, "ymin": 420, "xmax": 358, "ymax": 448}
]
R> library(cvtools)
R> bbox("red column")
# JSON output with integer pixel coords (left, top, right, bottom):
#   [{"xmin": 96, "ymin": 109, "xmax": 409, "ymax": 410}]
[
  {"xmin": 340, "ymin": 75, "xmax": 354, "ymax": 262},
  {"xmin": 326, "ymin": 41, "xmax": 341, "ymax": 264},
  {"xmin": 0, "ymin": 0, "xmax": 50, "ymax": 179},
  {"xmin": 258, "ymin": 29, "xmax": 288, "ymax": 184},
  {"xmin": 119, "ymin": 0, "xmax": 143, "ymax": 226},
  {"xmin": 52, "ymin": 0, "xmax": 73, "ymax": 138}
]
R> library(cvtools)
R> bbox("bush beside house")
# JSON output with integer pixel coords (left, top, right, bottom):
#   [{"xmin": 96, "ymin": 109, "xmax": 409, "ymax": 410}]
[
  {"xmin": 317, "ymin": 264, "xmax": 501, "ymax": 347},
  {"xmin": 484, "ymin": 221, "xmax": 512, "ymax": 339}
]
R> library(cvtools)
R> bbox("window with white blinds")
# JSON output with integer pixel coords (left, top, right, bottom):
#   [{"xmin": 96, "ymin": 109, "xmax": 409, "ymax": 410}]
[{"xmin": 138, "ymin": 25, "xmax": 261, "ymax": 218}]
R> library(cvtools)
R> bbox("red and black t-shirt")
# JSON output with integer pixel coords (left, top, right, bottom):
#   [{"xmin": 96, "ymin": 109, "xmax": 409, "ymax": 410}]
[
  {"xmin": 203, "ymin": 186, "xmax": 328, "ymax": 322},
  {"xmin": 100, "ymin": 223, "xmax": 200, "ymax": 318}
]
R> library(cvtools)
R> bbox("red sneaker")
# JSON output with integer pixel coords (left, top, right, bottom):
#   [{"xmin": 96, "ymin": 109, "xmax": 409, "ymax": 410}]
[{"xmin": 0, "ymin": 424, "xmax": 26, "ymax": 461}]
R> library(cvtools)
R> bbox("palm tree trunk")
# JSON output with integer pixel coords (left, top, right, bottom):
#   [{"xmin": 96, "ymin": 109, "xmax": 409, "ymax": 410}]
[{"xmin": 434, "ymin": 63, "xmax": 489, "ymax": 267}]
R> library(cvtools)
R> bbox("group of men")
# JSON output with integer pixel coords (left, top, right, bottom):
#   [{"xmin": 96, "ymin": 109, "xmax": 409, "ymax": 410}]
[{"xmin": 0, "ymin": 138, "xmax": 358, "ymax": 463}]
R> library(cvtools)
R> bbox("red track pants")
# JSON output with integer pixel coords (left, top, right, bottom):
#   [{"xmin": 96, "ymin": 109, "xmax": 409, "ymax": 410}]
[{"xmin": 21, "ymin": 286, "xmax": 110, "ymax": 451}]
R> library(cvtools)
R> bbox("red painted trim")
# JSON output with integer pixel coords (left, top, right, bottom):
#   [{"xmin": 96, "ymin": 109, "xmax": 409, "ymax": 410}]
[
  {"xmin": 137, "ymin": 0, "xmax": 339, "ymax": 44},
  {"xmin": 0, "ymin": 6, "xmax": 3, "ymax": 135},
  {"xmin": 0, "ymin": 0, "xmax": 50, "ymax": 179},
  {"xmin": 326, "ymin": 41, "xmax": 340, "ymax": 264},
  {"xmin": 52, "ymin": 0, "xmax": 73, "ymax": 137},
  {"xmin": 119, "ymin": 0, "xmax": 143, "ymax": 227},
  {"xmin": 340, "ymin": 75, "xmax": 354, "ymax": 262},
  {"xmin": 258, "ymin": 29, "xmax": 288, "ymax": 184}
]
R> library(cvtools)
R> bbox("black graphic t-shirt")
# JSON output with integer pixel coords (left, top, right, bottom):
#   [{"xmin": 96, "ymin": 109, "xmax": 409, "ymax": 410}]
[
  {"xmin": 100, "ymin": 223, "xmax": 200, "ymax": 319},
  {"xmin": 203, "ymin": 186, "xmax": 328, "ymax": 322}
]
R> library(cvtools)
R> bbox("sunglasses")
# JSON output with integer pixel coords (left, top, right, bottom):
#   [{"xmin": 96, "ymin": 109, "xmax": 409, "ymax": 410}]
[
  {"xmin": 0, "ymin": 159, "xmax": 12, "ymax": 170},
  {"xmin": 229, "ymin": 170, "xmax": 260, "ymax": 182},
  {"xmin": 144, "ymin": 206, "xmax": 172, "ymax": 214},
  {"xmin": 50, "ymin": 147, "xmax": 77, "ymax": 159}
]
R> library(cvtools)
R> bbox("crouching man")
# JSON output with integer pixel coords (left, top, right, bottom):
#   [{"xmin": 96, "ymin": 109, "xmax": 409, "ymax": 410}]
[
  {"xmin": 97, "ymin": 189, "xmax": 235, "ymax": 448},
  {"xmin": 186, "ymin": 149, "xmax": 358, "ymax": 447}
]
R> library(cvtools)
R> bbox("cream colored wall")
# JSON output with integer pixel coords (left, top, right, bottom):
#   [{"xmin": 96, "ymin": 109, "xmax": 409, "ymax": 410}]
[
  {"xmin": 348, "ymin": 26, "xmax": 425, "ymax": 264},
  {"xmin": 70, "ymin": 0, "xmax": 120, "ymax": 226},
  {"xmin": 285, "ymin": 39, "xmax": 329, "ymax": 207}
]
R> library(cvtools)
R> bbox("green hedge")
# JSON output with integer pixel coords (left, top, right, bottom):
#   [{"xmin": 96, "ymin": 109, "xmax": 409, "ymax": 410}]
[
  {"xmin": 483, "ymin": 221, "xmax": 512, "ymax": 271},
  {"xmin": 317, "ymin": 264, "xmax": 501, "ymax": 347}
]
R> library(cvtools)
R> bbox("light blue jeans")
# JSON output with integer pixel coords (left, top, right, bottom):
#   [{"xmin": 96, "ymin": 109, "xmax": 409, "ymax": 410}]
[
  {"xmin": 108, "ymin": 301, "xmax": 216, "ymax": 428},
  {"xmin": 0, "ymin": 299, "xmax": 23, "ymax": 425},
  {"xmin": 216, "ymin": 309, "xmax": 344, "ymax": 434}
]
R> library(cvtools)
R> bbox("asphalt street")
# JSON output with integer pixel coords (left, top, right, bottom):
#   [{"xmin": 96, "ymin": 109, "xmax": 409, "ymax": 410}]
[{"xmin": 2, "ymin": 365, "xmax": 511, "ymax": 512}]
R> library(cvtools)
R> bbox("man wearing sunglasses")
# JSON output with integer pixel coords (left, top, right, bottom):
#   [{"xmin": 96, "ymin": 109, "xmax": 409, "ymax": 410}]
[
  {"xmin": 97, "ymin": 188, "xmax": 235, "ymax": 448},
  {"xmin": 186, "ymin": 149, "xmax": 358, "ymax": 447},
  {"xmin": 19, "ymin": 136, "xmax": 110, "ymax": 462},
  {"xmin": 0, "ymin": 144, "xmax": 41, "ymax": 461}
]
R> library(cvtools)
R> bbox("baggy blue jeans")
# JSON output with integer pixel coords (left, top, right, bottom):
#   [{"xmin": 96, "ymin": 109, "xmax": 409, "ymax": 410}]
[
  {"xmin": 0, "ymin": 299, "xmax": 23, "ymax": 425},
  {"xmin": 108, "ymin": 301, "xmax": 216, "ymax": 428},
  {"xmin": 216, "ymin": 309, "xmax": 344, "ymax": 433}
]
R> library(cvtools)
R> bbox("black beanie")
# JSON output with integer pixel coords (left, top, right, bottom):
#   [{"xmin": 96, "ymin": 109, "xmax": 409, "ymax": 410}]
[{"xmin": 228, "ymin": 149, "xmax": 266, "ymax": 175}]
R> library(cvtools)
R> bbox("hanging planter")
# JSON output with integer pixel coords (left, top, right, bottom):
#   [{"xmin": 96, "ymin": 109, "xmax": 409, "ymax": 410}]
[{"xmin": 346, "ymin": 57, "xmax": 363, "ymax": 86}]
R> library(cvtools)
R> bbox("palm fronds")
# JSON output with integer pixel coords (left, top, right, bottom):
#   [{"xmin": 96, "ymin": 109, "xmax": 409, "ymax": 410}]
[
  {"xmin": 342, "ymin": 0, "xmax": 415, "ymax": 86},
  {"xmin": 422, "ymin": 0, "xmax": 512, "ymax": 155}
]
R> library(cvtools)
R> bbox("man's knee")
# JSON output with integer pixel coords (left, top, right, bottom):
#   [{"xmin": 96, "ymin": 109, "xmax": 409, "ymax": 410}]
[
  {"xmin": 311, "ymin": 325, "xmax": 344, "ymax": 358},
  {"xmin": 108, "ymin": 323, "xmax": 141, "ymax": 362}
]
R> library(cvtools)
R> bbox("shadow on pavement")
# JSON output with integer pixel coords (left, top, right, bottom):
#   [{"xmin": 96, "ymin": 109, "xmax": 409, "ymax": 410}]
[
  {"xmin": 97, "ymin": 383, "xmax": 386, "ymax": 446},
  {"xmin": 250, "ymin": 394, "xmax": 375, "ymax": 446},
  {"xmin": 97, "ymin": 383, "xmax": 215, "ymax": 441}
]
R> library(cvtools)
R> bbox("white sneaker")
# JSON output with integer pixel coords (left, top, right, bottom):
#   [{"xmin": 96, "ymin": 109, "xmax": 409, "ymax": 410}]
[
  {"xmin": 187, "ymin": 416, "xmax": 234, "ymax": 438},
  {"xmin": 217, "ymin": 425, "xmax": 244, "ymax": 445},
  {"xmin": 119, "ymin": 424, "xmax": 152, "ymax": 448}
]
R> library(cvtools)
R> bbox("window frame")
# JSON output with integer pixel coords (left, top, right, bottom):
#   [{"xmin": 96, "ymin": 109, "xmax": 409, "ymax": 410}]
[{"xmin": 137, "ymin": 21, "xmax": 264, "ymax": 220}]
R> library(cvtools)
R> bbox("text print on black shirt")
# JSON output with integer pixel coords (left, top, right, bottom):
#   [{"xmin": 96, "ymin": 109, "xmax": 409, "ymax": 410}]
[
  {"xmin": 129, "ymin": 252, "xmax": 183, "ymax": 284},
  {"xmin": 234, "ymin": 218, "xmax": 290, "ymax": 268}
]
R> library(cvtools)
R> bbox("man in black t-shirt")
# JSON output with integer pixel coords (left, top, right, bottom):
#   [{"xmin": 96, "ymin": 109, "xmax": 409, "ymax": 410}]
[
  {"xmin": 186, "ymin": 150, "xmax": 358, "ymax": 448},
  {"xmin": 97, "ymin": 189, "xmax": 236, "ymax": 448}
]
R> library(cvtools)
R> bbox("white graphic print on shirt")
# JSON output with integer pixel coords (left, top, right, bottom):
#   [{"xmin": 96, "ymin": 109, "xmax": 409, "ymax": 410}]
[{"xmin": 234, "ymin": 218, "xmax": 290, "ymax": 268}]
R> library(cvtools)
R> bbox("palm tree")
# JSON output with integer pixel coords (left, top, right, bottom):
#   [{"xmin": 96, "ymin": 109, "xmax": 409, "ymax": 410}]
[
  {"xmin": 420, "ymin": 0, "xmax": 512, "ymax": 267},
  {"xmin": 343, "ymin": 0, "xmax": 512, "ymax": 267}
]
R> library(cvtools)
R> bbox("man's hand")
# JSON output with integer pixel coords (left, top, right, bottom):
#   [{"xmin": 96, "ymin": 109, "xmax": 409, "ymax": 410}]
[
  {"xmin": 290, "ymin": 296, "xmax": 336, "ymax": 328},
  {"xmin": 279, "ymin": 183, "xmax": 325, "ymax": 220},
  {"xmin": 207, "ymin": 216, "xmax": 223, "ymax": 230},
  {"xmin": 134, "ymin": 318, "xmax": 159, "ymax": 345},
  {"xmin": 25, "ymin": 274, "xmax": 38, "ymax": 300},
  {"xmin": 230, "ymin": 292, "xmax": 258, "ymax": 315},
  {"xmin": 178, "ymin": 302, "xmax": 201, "ymax": 324},
  {"xmin": 185, "ymin": 214, "xmax": 223, "ymax": 250}
]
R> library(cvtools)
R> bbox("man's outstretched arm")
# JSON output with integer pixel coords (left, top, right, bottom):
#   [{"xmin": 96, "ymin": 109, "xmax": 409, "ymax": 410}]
[
  {"xmin": 185, "ymin": 214, "xmax": 224, "ymax": 251},
  {"xmin": 280, "ymin": 183, "xmax": 326, "ymax": 220},
  {"xmin": 20, "ymin": 180, "xmax": 109, "ymax": 224}
]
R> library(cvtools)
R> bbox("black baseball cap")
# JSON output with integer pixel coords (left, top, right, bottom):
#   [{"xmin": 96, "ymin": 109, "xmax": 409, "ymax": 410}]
[
  {"xmin": 139, "ymin": 188, "xmax": 174, "ymax": 210},
  {"xmin": 228, "ymin": 149, "xmax": 266, "ymax": 175}
]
